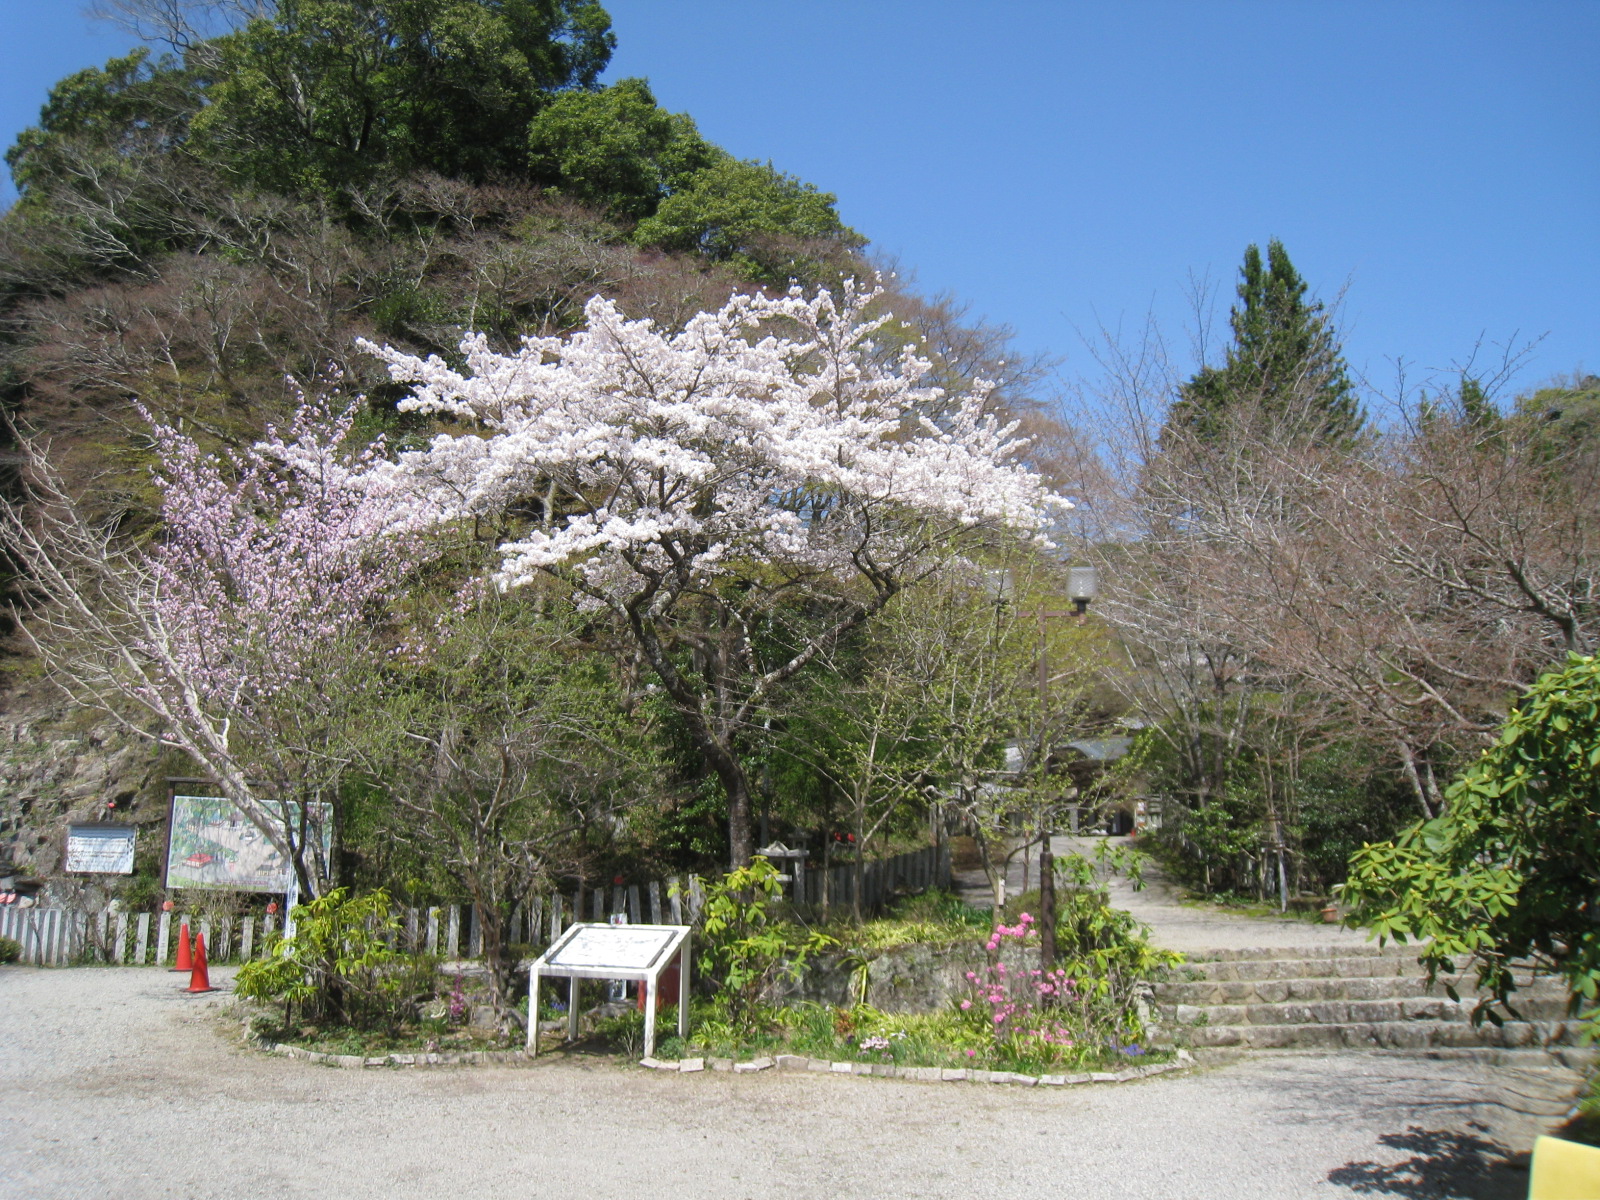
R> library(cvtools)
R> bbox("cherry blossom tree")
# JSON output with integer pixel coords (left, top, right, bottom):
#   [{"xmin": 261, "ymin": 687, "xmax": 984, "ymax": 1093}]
[
  {"xmin": 2, "ymin": 388, "xmax": 409, "ymax": 893},
  {"xmin": 363, "ymin": 280, "xmax": 1069, "ymax": 866}
]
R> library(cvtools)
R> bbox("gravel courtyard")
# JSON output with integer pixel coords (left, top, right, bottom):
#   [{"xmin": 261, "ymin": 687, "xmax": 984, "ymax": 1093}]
[{"xmin": 1, "ymin": 966, "xmax": 1586, "ymax": 1200}]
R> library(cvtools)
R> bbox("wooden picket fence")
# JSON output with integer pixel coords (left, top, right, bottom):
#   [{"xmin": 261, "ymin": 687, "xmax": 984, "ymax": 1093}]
[{"xmin": 0, "ymin": 842, "xmax": 950, "ymax": 967}]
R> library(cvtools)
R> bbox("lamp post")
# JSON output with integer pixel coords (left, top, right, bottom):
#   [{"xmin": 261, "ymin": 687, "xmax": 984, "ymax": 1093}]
[
  {"xmin": 1068, "ymin": 566, "xmax": 1098, "ymax": 620},
  {"xmin": 1031, "ymin": 566, "xmax": 1097, "ymax": 973}
]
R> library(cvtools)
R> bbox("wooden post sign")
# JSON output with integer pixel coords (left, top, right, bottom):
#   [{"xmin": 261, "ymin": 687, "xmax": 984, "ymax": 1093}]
[{"xmin": 527, "ymin": 923, "xmax": 690, "ymax": 1060}]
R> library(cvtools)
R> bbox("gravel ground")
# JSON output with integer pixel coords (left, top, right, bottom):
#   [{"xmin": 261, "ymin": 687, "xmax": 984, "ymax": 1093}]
[{"xmin": 1, "ymin": 965, "xmax": 1584, "ymax": 1200}]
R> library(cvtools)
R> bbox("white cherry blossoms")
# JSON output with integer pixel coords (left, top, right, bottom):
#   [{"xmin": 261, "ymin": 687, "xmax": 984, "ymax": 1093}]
[{"xmin": 360, "ymin": 280, "xmax": 1070, "ymax": 607}]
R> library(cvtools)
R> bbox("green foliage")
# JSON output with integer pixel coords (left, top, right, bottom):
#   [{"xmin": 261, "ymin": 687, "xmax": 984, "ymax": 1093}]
[
  {"xmin": 648, "ymin": 999, "xmax": 1171, "ymax": 1075},
  {"xmin": 1012, "ymin": 850, "xmax": 1182, "ymax": 1046},
  {"xmin": 116, "ymin": 871, "xmax": 168, "ymax": 915},
  {"xmin": 190, "ymin": 0, "xmax": 615, "ymax": 192},
  {"xmin": 1341, "ymin": 653, "xmax": 1600, "ymax": 1033},
  {"xmin": 690, "ymin": 860, "xmax": 833, "ymax": 1032},
  {"xmin": 234, "ymin": 887, "xmax": 438, "ymax": 1029},
  {"xmin": 830, "ymin": 890, "xmax": 992, "ymax": 952},
  {"xmin": 1518, "ymin": 373, "xmax": 1600, "ymax": 460},
  {"xmin": 5, "ymin": 48, "xmax": 201, "ymax": 205},
  {"xmin": 527, "ymin": 77, "xmax": 718, "ymax": 220},
  {"xmin": 1172, "ymin": 239, "xmax": 1361, "ymax": 445},
  {"xmin": 0, "ymin": 936, "xmax": 20, "ymax": 964},
  {"xmin": 634, "ymin": 156, "xmax": 863, "ymax": 283},
  {"xmin": 1293, "ymin": 749, "xmax": 1415, "ymax": 893}
]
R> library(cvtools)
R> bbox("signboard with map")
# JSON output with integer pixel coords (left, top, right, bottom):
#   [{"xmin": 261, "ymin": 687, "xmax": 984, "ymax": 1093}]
[
  {"xmin": 64, "ymin": 824, "xmax": 136, "ymax": 874},
  {"xmin": 163, "ymin": 794, "xmax": 330, "ymax": 892}
]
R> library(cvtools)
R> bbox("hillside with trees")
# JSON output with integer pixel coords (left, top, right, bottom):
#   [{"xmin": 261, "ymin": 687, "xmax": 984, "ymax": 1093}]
[
  {"xmin": 1, "ymin": 3, "xmax": 1593, "ymax": 1036},
  {"xmin": 0, "ymin": 0, "xmax": 1084, "ymax": 947}
]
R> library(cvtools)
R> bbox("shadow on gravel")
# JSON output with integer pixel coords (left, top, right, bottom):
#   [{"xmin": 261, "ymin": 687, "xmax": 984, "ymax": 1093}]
[{"xmin": 1326, "ymin": 1122, "xmax": 1528, "ymax": 1199}]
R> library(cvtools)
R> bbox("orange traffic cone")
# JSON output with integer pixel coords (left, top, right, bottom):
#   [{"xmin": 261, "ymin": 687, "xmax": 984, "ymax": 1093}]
[
  {"xmin": 171, "ymin": 921, "xmax": 192, "ymax": 972},
  {"xmin": 184, "ymin": 932, "xmax": 216, "ymax": 994}
]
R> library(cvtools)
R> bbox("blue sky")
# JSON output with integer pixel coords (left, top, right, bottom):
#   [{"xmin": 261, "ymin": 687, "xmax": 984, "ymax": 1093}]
[{"xmin": 4, "ymin": 1, "xmax": 1595, "ymax": 404}]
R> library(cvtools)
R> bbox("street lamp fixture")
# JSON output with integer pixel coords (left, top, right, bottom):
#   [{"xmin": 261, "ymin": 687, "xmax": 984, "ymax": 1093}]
[{"xmin": 1068, "ymin": 566, "xmax": 1098, "ymax": 616}]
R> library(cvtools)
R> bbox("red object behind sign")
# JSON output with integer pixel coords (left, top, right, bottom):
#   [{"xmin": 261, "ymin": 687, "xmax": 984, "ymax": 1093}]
[{"xmin": 636, "ymin": 963, "xmax": 681, "ymax": 1013}]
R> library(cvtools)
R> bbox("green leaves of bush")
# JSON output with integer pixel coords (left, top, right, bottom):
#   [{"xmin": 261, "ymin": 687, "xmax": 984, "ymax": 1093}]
[
  {"xmin": 1341, "ymin": 653, "xmax": 1600, "ymax": 1033},
  {"xmin": 235, "ymin": 887, "xmax": 437, "ymax": 1030},
  {"xmin": 690, "ymin": 860, "xmax": 833, "ymax": 1033}
]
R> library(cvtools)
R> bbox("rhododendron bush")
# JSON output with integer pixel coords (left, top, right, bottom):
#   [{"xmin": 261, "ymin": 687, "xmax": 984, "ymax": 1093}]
[{"xmin": 364, "ymin": 280, "xmax": 1069, "ymax": 865}]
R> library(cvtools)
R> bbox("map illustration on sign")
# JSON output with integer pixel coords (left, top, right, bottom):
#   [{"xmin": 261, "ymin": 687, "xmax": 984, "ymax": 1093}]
[
  {"xmin": 65, "ymin": 824, "xmax": 136, "ymax": 874},
  {"xmin": 164, "ymin": 795, "xmax": 330, "ymax": 892}
]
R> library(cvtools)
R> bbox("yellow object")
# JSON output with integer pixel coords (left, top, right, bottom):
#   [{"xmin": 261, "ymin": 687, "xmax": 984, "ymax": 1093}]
[{"xmin": 1529, "ymin": 1135, "xmax": 1600, "ymax": 1200}]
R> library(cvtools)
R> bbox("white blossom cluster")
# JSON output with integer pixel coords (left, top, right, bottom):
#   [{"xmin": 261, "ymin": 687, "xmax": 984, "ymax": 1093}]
[{"xmin": 361, "ymin": 281, "xmax": 1069, "ymax": 604}]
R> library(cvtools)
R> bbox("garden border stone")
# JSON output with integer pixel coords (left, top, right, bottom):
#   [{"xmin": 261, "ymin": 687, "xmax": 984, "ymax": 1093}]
[
  {"xmin": 637, "ymin": 1049, "xmax": 1196, "ymax": 1087},
  {"xmin": 243, "ymin": 1016, "xmax": 1197, "ymax": 1086}
]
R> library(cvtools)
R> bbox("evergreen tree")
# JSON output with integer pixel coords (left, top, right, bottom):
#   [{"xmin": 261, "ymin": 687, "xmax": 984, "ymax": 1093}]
[{"xmin": 1172, "ymin": 240, "xmax": 1361, "ymax": 445}]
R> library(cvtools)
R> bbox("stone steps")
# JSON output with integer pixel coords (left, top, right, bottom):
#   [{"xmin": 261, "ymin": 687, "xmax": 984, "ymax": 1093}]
[
  {"xmin": 1179, "ymin": 943, "xmax": 1419, "ymax": 962},
  {"xmin": 1150, "ymin": 942, "xmax": 1583, "ymax": 1052},
  {"xmin": 1158, "ymin": 972, "xmax": 1556, "ymax": 1006},
  {"xmin": 1181, "ymin": 1018, "xmax": 1585, "ymax": 1052},
  {"xmin": 1160, "ymin": 992, "xmax": 1575, "ymax": 1029}
]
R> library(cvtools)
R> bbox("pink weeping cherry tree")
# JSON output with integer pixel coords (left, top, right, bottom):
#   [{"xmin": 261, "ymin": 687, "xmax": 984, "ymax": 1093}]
[
  {"xmin": 361, "ymin": 280, "xmax": 1070, "ymax": 867},
  {"xmin": 3, "ymin": 386, "xmax": 411, "ymax": 894}
]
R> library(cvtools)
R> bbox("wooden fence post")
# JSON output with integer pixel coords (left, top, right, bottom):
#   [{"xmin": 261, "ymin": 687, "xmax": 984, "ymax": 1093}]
[
  {"xmin": 446, "ymin": 906, "xmax": 460, "ymax": 959},
  {"xmin": 668, "ymin": 876, "xmax": 683, "ymax": 924},
  {"xmin": 627, "ymin": 885, "xmax": 641, "ymax": 925},
  {"xmin": 135, "ymin": 913, "xmax": 151, "ymax": 965},
  {"xmin": 113, "ymin": 912, "xmax": 129, "ymax": 963},
  {"xmin": 688, "ymin": 876, "xmax": 704, "ymax": 924},
  {"xmin": 647, "ymin": 881, "xmax": 662, "ymax": 925}
]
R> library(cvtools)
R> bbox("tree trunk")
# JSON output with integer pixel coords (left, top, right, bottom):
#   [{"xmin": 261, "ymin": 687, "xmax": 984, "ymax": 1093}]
[
  {"xmin": 721, "ymin": 759, "xmax": 756, "ymax": 870},
  {"xmin": 1038, "ymin": 832, "xmax": 1057, "ymax": 973},
  {"xmin": 478, "ymin": 903, "xmax": 526, "ymax": 1036},
  {"xmin": 852, "ymin": 806, "xmax": 866, "ymax": 924}
]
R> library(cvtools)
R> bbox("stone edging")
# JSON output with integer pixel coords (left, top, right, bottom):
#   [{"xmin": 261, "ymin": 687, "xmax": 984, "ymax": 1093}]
[
  {"xmin": 638, "ymin": 1048, "xmax": 1196, "ymax": 1085},
  {"xmin": 255, "ymin": 1037, "xmax": 529, "ymax": 1069},
  {"xmin": 245, "ymin": 1025, "xmax": 1196, "ymax": 1083}
]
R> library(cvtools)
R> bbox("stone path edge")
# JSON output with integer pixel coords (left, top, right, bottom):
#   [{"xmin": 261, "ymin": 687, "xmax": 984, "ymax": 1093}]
[
  {"xmin": 243, "ymin": 1023, "xmax": 1195, "ymax": 1085},
  {"xmin": 644, "ymin": 1050, "xmax": 1195, "ymax": 1086}
]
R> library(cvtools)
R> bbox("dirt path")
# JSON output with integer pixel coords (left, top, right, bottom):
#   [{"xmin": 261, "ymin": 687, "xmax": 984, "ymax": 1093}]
[
  {"xmin": 956, "ymin": 834, "xmax": 1375, "ymax": 952},
  {"xmin": 1, "ymin": 965, "xmax": 1585, "ymax": 1199}
]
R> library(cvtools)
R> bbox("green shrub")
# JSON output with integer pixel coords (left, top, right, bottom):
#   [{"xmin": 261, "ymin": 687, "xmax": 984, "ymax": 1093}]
[
  {"xmin": 995, "ymin": 849, "xmax": 1182, "ymax": 1052},
  {"xmin": 826, "ymin": 890, "xmax": 990, "ymax": 953},
  {"xmin": 689, "ymin": 860, "xmax": 833, "ymax": 1033},
  {"xmin": 0, "ymin": 936, "xmax": 20, "ymax": 964},
  {"xmin": 234, "ymin": 888, "xmax": 436, "ymax": 1031}
]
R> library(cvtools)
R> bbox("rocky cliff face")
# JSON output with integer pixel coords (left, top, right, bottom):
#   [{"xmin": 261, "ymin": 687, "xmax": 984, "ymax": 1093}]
[{"xmin": 0, "ymin": 673, "xmax": 167, "ymax": 896}]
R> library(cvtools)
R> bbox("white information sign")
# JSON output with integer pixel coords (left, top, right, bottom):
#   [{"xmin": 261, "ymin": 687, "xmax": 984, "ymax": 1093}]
[
  {"xmin": 547, "ymin": 925, "xmax": 679, "ymax": 973},
  {"xmin": 65, "ymin": 824, "xmax": 136, "ymax": 874},
  {"xmin": 529, "ymin": 922, "xmax": 691, "ymax": 1060}
]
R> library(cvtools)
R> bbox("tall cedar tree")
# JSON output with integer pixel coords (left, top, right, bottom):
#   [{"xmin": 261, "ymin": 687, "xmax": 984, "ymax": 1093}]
[{"xmin": 1172, "ymin": 240, "xmax": 1361, "ymax": 445}]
